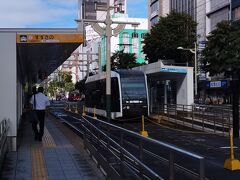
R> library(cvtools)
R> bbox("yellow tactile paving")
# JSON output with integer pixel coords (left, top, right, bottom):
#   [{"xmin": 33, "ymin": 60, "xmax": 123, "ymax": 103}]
[
  {"xmin": 42, "ymin": 127, "xmax": 56, "ymax": 148},
  {"xmin": 31, "ymin": 148, "xmax": 48, "ymax": 180}
]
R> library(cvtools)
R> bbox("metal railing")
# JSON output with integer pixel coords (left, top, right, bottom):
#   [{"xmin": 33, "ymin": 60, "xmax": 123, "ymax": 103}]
[
  {"xmin": 81, "ymin": 115, "xmax": 205, "ymax": 180},
  {"xmin": 152, "ymin": 104, "xmax": 232, "ymax": 136},
  {"xmin": 0, "ymin": 119, "xmax": 9, "ymax": 170}
]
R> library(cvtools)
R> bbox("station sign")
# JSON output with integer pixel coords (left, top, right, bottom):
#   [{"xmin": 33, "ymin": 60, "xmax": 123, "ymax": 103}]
[
  {"xmin": 17, "ymin": 33, "xmax": 84, "ymax": 43},
  {"xmin": 160, "ymin": 67, "xmax": 187, "ymax": 73}
]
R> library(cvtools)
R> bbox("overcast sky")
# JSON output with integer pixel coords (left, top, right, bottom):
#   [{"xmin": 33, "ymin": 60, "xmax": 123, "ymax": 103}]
[{"xmin": 0, "ymin": 0, "xmax": 147, "ymax": 28}]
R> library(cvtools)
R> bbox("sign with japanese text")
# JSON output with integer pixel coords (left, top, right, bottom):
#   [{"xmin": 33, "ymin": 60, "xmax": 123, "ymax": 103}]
[{"xmin": 17, "ymin": 33, "xmax": 84, "ymax": 43}]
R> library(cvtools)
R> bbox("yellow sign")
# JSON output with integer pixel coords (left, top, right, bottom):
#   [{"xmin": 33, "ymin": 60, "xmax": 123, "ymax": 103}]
[{"xmin": 17, "ymin": 33, "xmax": 84, "ymax": 43}]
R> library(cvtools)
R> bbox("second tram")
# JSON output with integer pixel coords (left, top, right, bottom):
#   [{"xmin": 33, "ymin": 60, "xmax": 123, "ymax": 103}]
[{"xmin": 85, "ymin": 69, "xmax": 149, "ymax": 119}]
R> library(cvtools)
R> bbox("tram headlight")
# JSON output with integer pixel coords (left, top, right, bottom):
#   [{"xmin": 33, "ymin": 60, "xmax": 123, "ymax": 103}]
[{"xmin": 123, "ymin": 106, "xmax": 130, "ymax": 109}]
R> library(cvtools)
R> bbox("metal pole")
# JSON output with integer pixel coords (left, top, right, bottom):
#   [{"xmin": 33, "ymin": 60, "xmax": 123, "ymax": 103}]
[
  {"xmin": 169, "ymin": 151, "xmax": 174, "ymax": 180},
  {"xmin": 194, "ymin": 42, "xmax": 198, "ymax": 97},
  {"xmin": 106, "ymin": 1, "xmax": 112, "ymax": 122},
  {"xmin": 98, "ymin": 44, "xmax": 101, "ymax": 73},
  {"xmin": 87, "ymin": 52, "xmax": 90, "ymax": 78},
  {"xmin": 229, "ymin": 0, "xmax": 232, "ymax": 21}
]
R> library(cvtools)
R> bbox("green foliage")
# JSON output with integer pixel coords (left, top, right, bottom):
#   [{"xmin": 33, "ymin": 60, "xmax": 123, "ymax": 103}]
[
  {"xmin": 143, "ymin": 11, "xmax": 197, "ymax": 64},
  {"xmin": 102, "ymin": 50, "xmax": 144, "ymax": 71},
  {"xmin": 203, "ymin": 20, "xmax": 240, "ymax": 138},
  {"xmin": 65, "ymin": 82, "xmax": 75, "ymax": 92},
  {"xmin": 46, "ymin": 71, "xmax": 74, "ymax": 97},
  {"xmin": 203, "ymin": 21, "xmax": 240, "ymax": 76},
  {"xmin": 59, "ymin": 71, "xmax": 72, "ymax": 82},
  {"xmin": 47, "ymin": 80, "xmax": 59, "ymax": 97}
]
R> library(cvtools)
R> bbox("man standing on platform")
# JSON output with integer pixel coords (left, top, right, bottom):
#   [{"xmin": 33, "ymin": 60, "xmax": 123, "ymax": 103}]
[{"xmin": 30, "ymin": 86, "xmax": 50, "ymax": 141}]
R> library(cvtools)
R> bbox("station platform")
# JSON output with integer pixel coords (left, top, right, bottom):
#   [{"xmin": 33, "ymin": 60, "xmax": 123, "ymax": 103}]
[{"xmin": 0, "ymin": 114, "xmax": 105, "ymax": 180}]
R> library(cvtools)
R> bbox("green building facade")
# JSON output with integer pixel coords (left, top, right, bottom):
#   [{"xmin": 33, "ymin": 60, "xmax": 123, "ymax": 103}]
[{"xmin": 100, "ymin": 28, "xmax": 148, "ymax": 67}]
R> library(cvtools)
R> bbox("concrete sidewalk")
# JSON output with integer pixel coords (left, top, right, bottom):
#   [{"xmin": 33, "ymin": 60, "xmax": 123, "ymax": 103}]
[{"xmin": 0, "ymin": 114, "xmax": 105, "ymax": 180}]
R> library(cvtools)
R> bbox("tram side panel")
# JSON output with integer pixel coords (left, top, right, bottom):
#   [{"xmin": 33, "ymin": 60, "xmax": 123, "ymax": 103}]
[{"xmin": 85, "ymin": 77, "xmax": 122, "ymax": 118}]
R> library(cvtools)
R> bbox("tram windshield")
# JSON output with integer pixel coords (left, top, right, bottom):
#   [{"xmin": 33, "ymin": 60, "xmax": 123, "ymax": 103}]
[{"xmin": 121, "ymin": 76, "xmax": 147, "ymax": 101}]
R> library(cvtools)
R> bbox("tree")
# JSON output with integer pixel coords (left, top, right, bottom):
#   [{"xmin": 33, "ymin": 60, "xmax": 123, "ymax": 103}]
[
  {"xmin": 60, "ymin": 71, "xmax": 72, "ymax": 83},
  {"xmin": 46, "ymin": 71, "xmax": 75, "ymax": 98},
  {"xmin": 65, "ymin": 82, "xmax": 75, "ymax": 92},
  {"xmin": 202, "ymin": 20, "xmax": 240, "ymax": 138},
  {"xmin": 47, "ymin": 80, "xmax": 58, "ymax": 97},
  {"xmin": 102, "ymin": 50, "xmax": 145, "ymax": 71},
  {"xmin": 143, "ymin": 11, "xmax": 197, "ymax": 64}
]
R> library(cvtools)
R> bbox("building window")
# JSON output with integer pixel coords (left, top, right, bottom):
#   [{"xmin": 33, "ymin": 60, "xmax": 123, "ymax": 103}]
[
  {"xmin": 122, "ymin": 32, "xmax": 129, "ymax": 53},
  {"xmin": 141, "ymin": 33, "xmax": 147, "ymax": 39},
  {"xmin": 234, "ymin": 7, "xmax": 240, "ymax": 20},
  {"xmin": 150, "ymin": 1, "xmax": 158, "ymax": 13},
  {"xmin": 132, "ymin": 33, "xmax": 139, "ymax": 56},
  {"xmin": 150, "ymin": 16, "xmax": 159, "ymax": 27},
  {"xmin": 141, "ymin": 33, "xmax": 147, "ymax": 59},
  {"xmin": 132, "ymin": 33, "xmax": 138, "ymax": 38}
]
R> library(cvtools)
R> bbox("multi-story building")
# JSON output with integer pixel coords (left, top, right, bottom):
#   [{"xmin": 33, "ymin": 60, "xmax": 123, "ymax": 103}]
[
  {"xmin": 148, "ymin": 0, "xmax": 240, "ymax": 103},
  {"xmin": 206, "ymin": 0, "xmax": 230, "ymax": 36},
  {"xmin": 148, "ymin": 0, "xmax": 197, "ymax": 28}
]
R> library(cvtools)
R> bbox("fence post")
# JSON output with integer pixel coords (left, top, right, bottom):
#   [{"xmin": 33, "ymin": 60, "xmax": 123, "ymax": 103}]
[
  {"xmin": 75, "ymin": 105, "xmax": 78, "ymax": 113},
  {"xmin": 199, "ymin": 158, "xmax": 205, "ymax": 180},
  {"xmin": 120, "ymin": 133, "xmax": 125, "ymax": 178},
  {"xmin": 224, "ymin": 128, "xmax": 240, "ymax": 170},
  {"xmin": 82, "ymin": 105, "xmax": 86, "ymax": 116},
  {"xmin": 140, "ymin": 115, "xmax": 148, "ymax": 137},
  {"xmin": 139, "ymin": 139, "xmax": 144, "ymax": 178},
  {"xmin": 192, "ymin": 105, "xmax": 194, "ymax": 128},
  {"xmin": 93, "ymin": 105, "xmax": 97, "ymax": 119},
  {"xmin": 169, "ymin": 151, "xmax": 174, "ymax": 180}
]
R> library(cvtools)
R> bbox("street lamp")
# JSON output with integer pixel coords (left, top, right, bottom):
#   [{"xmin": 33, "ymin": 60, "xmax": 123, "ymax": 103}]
[{"xmin": 177, "ymin": 42, "xmax": 198, "ymax": 97}]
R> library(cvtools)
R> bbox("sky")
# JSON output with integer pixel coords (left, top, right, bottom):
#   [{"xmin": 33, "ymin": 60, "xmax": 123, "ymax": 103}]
[{"xmin": 0, "ymin": 0, "xmax": 147, "ymax": 28}]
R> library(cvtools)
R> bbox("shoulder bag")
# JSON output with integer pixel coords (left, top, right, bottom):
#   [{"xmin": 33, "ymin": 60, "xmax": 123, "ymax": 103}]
[{"xmin": 27, "ymin": 94, "xmax": 39, "ymax": 123}]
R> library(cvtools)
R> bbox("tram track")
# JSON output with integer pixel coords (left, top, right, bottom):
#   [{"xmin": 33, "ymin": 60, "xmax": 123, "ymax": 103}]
[
  {"xmin": 51, "ymin": 109, "xmax": 208, "ymax": 179},
  {"xmin": 51, "ymin": 102, "xmax": 240, "ymax": 179},
  {"xmin": 54, "ymin": 108, "xmax": 231, "ymax": 157}
]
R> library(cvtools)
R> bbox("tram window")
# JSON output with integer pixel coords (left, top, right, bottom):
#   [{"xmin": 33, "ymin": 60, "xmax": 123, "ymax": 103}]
[
  {"xmin": 99, "ymin": 79, "xmax": 106, "ymax": 109},
  {"xmin": 121, "ymin": 78, "xmax": 147, "ymax": 100},
  {"xmin": 111, "ymin": 78, "xmax": 120, "ymax": 111}
]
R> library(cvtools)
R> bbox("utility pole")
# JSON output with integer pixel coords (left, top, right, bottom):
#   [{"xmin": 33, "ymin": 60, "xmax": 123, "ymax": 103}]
[
  {"xmin": 194, "ymin": 42, "xmax": 198, "ymax": 97},
  {"xmin": 76, "ymin": 0, "xmax": 139, "ymax": 122}
]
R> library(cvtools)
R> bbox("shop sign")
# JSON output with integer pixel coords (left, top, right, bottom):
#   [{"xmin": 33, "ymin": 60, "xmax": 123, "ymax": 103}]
[
  {"xmin": 160, "ymin": 67, "xmax": 187, "ymax": 73},
  {"xmin": 206, "ymin": 80, "xmax": 228, "ymax": 88},
  {"xmin": 17, "ymin": 33, "xmax": 84, "ymax": 43}
]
